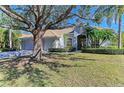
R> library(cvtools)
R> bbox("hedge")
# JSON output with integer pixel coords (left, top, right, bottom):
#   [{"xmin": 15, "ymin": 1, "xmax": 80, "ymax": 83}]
[
  {"xmin": 81, "ymin": 48, "xmax": 124, "ymax": 55},
  {"xmin": 49, "ymin": 47, "xmax": 76, "ymax": 52},
  {"xmin": 1, "ymin": 48, "xmax": 17, "ymax": 52}
]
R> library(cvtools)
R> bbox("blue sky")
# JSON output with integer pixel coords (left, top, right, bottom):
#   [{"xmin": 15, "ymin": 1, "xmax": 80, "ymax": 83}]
[
  {"xmin": 1, "ymin": 5, "xmax": 124, "ymax": 33},
  {"xmin": 24, "ymin": 6, "xmax": 124, "ymax": 34},
  {"xmin": 92, "ymin": 14, "xmax": 124, "ymax": 32},
  {"xmin": 68, "ymin": 6, "xmax": 124, "ymax": 32}
]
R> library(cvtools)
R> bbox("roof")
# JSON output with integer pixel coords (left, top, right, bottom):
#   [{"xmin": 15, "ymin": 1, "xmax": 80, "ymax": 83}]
[
  {"xmin": 19, "ymin": 34, "xmax": 33, "ymax": 38},
  {"xmin": 92, "ymin": 26, "xmax": 103, "ymax": 30},
  {"xmin": 92, "ymin": 26, "xmax": 116, "ymax": 32},
  {"xmin": 19, "ymin": 26, "xmax": 74, "ymax": 38},
  {"xmin": 44, "ymin": 26, "xmax": 75, "ymax": 38}
]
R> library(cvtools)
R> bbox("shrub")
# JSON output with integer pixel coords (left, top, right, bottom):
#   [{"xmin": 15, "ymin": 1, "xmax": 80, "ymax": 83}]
[
  {"xmin": 81, "ymin": 48, "xmax": 124, "ymax": 55},
  {"xmin": 65, "ymin": 46, "xmax": 76, "ymax": 52},
  {"xmin": 1, "ymin": 48, "xmax": 17, "ymax": 52},
  {"xmin": 49, "ymin": 47, "xmax": 76, "ymax": 52},
  {"xmin": 49, "ymin": 48, "xmax": 66, "ymax": 52}
]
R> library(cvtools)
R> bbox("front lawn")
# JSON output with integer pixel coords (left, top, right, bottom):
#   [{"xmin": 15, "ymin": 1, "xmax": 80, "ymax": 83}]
[{"xmin": 0, "ymin": 53, "xmax": 124, "ymax": 87}]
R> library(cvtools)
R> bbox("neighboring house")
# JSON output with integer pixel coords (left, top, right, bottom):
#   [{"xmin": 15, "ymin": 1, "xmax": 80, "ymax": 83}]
[{"xmin": 19, "ymin": 25, "xmax": 112, "ymax": 51}]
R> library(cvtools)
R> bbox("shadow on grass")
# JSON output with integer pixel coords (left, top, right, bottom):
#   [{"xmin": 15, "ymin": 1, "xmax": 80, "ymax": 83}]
[
  {"xmin": 0, "ymin": 55, "xmax": 86, "ymax": 86},
  {"xmin": 40, "ymin": 61, "xmax": 73, "ymax": 73},
  {"xmin": 0, "ymin": 57, "xmax": 48, "ymax": 86},
  {"xmin": 46, "ymin": 53, "xmax": 97, "ymax": 62},
  {"xmin": 69, "ymin": 57, "xmax": 97, "ymax": 62}
]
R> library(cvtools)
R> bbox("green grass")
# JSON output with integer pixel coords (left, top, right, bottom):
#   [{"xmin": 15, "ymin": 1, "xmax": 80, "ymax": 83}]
[{"xmin": 0, "ymin": 53, "xmax": 124, "ymax": 87}]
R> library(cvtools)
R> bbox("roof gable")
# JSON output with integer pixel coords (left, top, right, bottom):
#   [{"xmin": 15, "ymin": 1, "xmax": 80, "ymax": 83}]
[{"xmin": 20, "ymin": 27, "xmax": 75, "ymax": 38}]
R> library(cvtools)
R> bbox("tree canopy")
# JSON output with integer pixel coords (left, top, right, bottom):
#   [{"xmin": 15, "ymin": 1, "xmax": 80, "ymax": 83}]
[{"xmin": 0, "ymin": 5, "xmax": 96, "ymax": 60}]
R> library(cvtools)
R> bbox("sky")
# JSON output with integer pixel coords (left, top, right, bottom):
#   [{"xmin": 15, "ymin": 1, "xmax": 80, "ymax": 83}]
[
  {"xmin": 90, "ymin": 16, "xmax": 124, "ymax": 32},
  {"xmin": 1, "ymin": 5, "xmax": 124, "ymax": 34},
  {"xmin": 68, "ymin": 6, "xmax": 124, "ymax": 32}
]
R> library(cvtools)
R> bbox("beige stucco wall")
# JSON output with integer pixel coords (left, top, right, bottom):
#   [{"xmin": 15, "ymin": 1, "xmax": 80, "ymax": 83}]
[{"xmin": 21, "ymin": 36, "xmax": 65, "ymax": 51}]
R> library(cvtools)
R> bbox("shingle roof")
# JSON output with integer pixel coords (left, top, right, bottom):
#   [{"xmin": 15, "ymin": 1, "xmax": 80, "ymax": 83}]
[{"xmin": 19, "ymin": 26, "xmax": 74, "ymax": 38}]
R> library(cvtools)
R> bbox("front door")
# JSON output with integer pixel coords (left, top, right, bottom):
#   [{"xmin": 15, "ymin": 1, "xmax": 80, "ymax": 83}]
[{"xmin": 77, "ymin": 35, "xmax": 86, "ymax": 50}]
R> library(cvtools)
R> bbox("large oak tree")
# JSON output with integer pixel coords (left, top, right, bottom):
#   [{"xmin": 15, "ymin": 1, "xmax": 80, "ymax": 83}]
[{"xmin": 0, "ymin": 5, "xmax": 94, "ymax": 60}]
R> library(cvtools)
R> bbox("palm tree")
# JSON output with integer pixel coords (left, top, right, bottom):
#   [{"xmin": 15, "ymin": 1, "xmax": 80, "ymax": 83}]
[
  {"xmin": 94, "ymin": 5, "xmax": 124, "ymax": 49},
  {"xmin": 3, "ymin": 29, "xmax": 21, "ymax": 49},
  {"xmin": 9, "ymin": 29, "xmax": 12, "ymax": 48},
  {"xmin": 118, "ymin": 14, "xmax": 122, "ymax": 48},
  {"xmin": 85, "ymin": 26, "xmax": 115, "ymax": 48}
]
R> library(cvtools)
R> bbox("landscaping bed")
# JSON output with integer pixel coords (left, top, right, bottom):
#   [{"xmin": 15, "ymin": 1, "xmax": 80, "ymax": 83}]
[
  {"xmin": 0, "ymin": 50, "xmax": 32, "ymax": 59},
  {"xmin": 81, "ymin": 48, "xmax": 124, "ymax": 55}
]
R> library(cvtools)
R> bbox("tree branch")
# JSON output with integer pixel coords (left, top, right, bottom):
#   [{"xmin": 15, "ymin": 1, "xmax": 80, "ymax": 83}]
[
  {"xmin": 45, "ymin": 5, "xmax": 75, "ymax": 29},
  {"xmin": 71, "ymin": 13, "xmax": 95, "ymax": 21},
  {"xmin": 0, "ymin": 5, "xmax": 31, "ymax": 27},
  {"xmin": 0, "ymin": 24, "xmax": 30, "ymax": 32}
]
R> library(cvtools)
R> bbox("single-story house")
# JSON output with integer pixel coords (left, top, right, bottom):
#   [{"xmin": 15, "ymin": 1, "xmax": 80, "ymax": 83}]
[
  {"xmin": 19, "ymin": 27, "xmax": 75, "ymax": 51},
  {"xmin": 20, "ymin": 25, "xmax": 112, "ymax": 51}
]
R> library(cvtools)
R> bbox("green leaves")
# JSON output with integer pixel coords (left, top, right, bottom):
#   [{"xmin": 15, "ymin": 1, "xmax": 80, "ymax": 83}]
[
  {"xmin": 0, "ymin": 28, "xmax": 21, "ymax": 49},
  {"xmin": 85, "ymin": 26, "xmax": 116, "ymax": 48}
]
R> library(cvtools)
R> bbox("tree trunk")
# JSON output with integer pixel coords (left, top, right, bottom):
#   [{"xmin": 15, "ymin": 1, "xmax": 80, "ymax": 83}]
[
  {"xmin": 32, "ymin": 30, "xmax": 45, "ymax": 61},
  {"xmin": 118, "ymin": 15, "xmax": 122, "ymax": 49}
]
